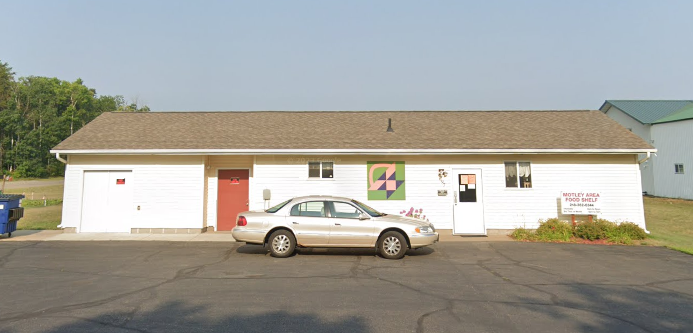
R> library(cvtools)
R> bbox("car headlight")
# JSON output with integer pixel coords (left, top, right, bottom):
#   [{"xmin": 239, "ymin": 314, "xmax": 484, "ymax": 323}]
[{"xmin": 415, "ymin": 225, "xmax": 435, "ymax": 233}]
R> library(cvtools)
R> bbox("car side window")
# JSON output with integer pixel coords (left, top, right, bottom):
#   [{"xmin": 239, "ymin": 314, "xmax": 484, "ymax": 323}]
[
  {"xmin": 290, "ymin": 201, "xmax": 326, "ymax": 217},
  {"xmin": 330, "ymin": 202, "xmax": 363, "ymax": 219}
]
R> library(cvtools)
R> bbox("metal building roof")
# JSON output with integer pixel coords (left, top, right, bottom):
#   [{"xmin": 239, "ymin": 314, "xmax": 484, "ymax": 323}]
[
  {"xmin": 654, "ymin": 104, "xmax": 693, "ymax": 124},
  {"xmin": 601, "ymin": 100, "xmax": 693, "ymax": 124}
]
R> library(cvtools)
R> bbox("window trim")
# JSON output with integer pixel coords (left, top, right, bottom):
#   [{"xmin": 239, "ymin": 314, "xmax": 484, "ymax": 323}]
[
  {"xmin": 307, "ymin": 161, "xmax": 334, "ymax": 179},
  {"xmin": 504, "ymin": 161, "xmax": 532, "ymax": 189}
]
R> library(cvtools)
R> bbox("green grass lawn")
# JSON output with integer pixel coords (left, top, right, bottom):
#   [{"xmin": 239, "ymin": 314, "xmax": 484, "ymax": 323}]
[
  {"xmin": 644, "ymin": 196, "xmax": 693, "ymax": 255},
  {"xmin": 4, "ymin": 185, "xmax": 64, "ymax": 200},
  {"xmin": 3, "ymin": 180, "xmax": 64, "ymax": 230},
  {"xmin": 15, "ymin": 205, "xmax": 63, "ymax": 230}
]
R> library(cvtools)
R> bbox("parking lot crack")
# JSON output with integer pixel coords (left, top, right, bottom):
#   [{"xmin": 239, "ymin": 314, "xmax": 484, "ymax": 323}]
[
  {"xmin": 0, "ymin": 242, "xmax": 39, "ymax": 268},
  {"xmin": 43, "ymin": 315, "xmax": 149, "ymax": 333},
  {"xmin": 15, "ymin": 265, "xmax": 168, "ymax": 281},
  {"xmin": 416, "ymin": 302, "xmax": 455, "ymax": 333},
  {"xmin": 645, "ymin": 277, "xmax": 693, "ymax": 287},
  {"xmin": 645, "ymin": 278, "xmax": 693, "ymax": 297},
  {"xmin": 0, "ymin": 245, "xmax": 240, "ymax": 325},
  {"xmin": 359, "ymin": 264, "xmax": 460, "ymax": 333},
  {"xmin": 476, "ymin": 247, "xmax": 658, "ymax": 333},
  {"xmin": 487, "ymin": 243, "xmax": 560, "ymax": 277},
  {"xmin": 141, "ymin": 249, "xmax": 164, "ymax": 263}
]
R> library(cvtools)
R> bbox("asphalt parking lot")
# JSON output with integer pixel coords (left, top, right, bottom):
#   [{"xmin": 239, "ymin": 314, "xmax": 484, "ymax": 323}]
[{"xmin": 0, "ymin": 241, "xmax": 692, "ymax": 333}]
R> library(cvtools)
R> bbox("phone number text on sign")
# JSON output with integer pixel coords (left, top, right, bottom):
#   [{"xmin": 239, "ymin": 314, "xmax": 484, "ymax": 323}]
[{"xmin": 561, "ymin": 191, "xmax": 602, "ymax": 215}]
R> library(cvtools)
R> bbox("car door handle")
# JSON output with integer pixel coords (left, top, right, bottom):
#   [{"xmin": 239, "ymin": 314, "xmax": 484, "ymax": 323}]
[
  {"xmin": 334, "ymin": 223, "xmax": 341, "ymax": 226},
  {"xmin": 292, "ymin": 222, "xmax": 299, "ymax": 225}
]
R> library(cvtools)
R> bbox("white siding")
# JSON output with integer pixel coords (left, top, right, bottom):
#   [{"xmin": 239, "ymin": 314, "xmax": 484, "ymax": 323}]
[
  {"xmin": 651, "ymin": 120, "xmax": 693, "ymax": 199},
  {"xmin": 604, "ymin": 106, "xmax": 655, "ymax": 195},
  {"xmin": 205, "ymin": 156, "xmax": 254, "ymax": 229},
  {"xmin": 248, "ymin": 154, "xmax": 646, "ymax": 231},
  {"xmin": 61, "ymin": 155, "xmax": 205, "ymax": 232},
  {"xmin": 64, "ymin": 153, "xmax": 647, "ymax": 233}
]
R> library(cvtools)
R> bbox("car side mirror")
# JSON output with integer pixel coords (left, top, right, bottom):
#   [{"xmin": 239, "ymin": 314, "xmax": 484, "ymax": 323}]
[{"xmin": 359, "ymin": 213, "xmax": 370, "ymax": 221}]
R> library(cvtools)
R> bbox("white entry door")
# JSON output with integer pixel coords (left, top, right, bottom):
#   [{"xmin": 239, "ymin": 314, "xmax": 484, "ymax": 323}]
[
  {"xmin": 452, "ymin": 169, "xmax": 485, "ymax": 235},
  {"xmin": 80, "ymin": 171, "xmax": 133, "ymax": 232}
]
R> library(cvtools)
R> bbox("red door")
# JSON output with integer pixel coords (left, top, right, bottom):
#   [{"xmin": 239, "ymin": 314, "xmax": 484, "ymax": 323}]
[{"xmin": 217, "ymin": 170, "xmax": 250, "ymax": 231}]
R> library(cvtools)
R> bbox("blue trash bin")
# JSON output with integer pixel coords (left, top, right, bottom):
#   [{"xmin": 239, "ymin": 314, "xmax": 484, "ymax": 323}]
[{"xmin": 0, "ymin": 194, "xmax": 25, "ymax": 238}]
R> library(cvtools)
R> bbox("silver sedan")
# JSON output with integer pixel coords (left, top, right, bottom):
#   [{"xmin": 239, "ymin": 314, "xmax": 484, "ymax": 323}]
[{"xmin": 231, "ymin": 195, "xmax": 439, "ymax": 259}]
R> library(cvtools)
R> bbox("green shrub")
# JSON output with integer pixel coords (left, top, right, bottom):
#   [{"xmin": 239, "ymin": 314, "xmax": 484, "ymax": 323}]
[
  {"xmin": 594, "ymin": 219, "xmax": 616, "ymax": 234},
  {"xmin": 573, "ymin": 219, "xmax": 647, "ymax": 244},
  {"xmin": 511, "ymin": 227, "xmax": 536, "ymax": 241},
  {"xmin": 511, "ymin": 218, "xmax": 647, "ymax": 245},
  {"xmin": 574, "ymin": 221, "xmax": 607, "ymax": 241},
  {"xmin": 616, "ymin": 222, "xmax": 647, "ymax": 240},
  {"xmin": 535, "ymin": 218, "xmax": 573, "ymax": 242}
]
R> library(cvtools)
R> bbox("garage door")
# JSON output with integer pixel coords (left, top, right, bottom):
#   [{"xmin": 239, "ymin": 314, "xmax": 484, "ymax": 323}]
[{"xmin": 80, "ymin": 171, "xmax": 134, "ymax": 232}]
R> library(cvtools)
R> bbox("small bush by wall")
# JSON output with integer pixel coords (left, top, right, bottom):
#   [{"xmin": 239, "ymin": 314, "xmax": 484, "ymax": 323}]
[
  {"xmin": 574, "ymin": 222, "xmax": 606, "ymax": 241},
  {"xmin": 511, "ymin": 228, "xmax": 536, "ymax": 241},
  {"xmin": 535, "ymin": 218, "xmax": 573, "ymax": 242}
]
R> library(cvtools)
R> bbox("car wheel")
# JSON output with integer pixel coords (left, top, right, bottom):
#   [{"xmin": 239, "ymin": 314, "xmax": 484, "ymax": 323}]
[
  {"xmin": 378, "ymin": 231, "xmax": 407, "ymax": 259},
  {"xmin": 268, "ymin": 230, "xmax": 296, "ymax": 258}
]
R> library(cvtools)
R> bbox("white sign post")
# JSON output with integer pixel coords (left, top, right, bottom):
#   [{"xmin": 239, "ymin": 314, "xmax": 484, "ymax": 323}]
[{"xmin": 561, "ymin": 191, "xmax": 602, "ymax": 224}]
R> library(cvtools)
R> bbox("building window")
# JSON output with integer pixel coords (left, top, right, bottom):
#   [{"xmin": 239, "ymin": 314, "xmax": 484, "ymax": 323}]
[
  {"xmin": 308, "ymin": 161, "xmax": 334, "ymax": 179},
  {"xmin": 675, "ymin": 164, "xmax": 685, "ymax": 174},
  {"xmin": 505, "ymin": 161, "xmax": 532, "ymax": 188}
]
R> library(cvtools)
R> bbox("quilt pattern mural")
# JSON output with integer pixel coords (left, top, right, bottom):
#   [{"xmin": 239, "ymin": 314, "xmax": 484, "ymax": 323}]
[{"xmin": 367, "ymin": 161, "xmax": 405, "ymax": 200}]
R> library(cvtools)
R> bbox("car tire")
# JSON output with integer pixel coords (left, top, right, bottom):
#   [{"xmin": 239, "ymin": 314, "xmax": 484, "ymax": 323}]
[
  {"xmin": 268, "ymin": 230, "xmax": 296, "ymax": 258},
  {"xmin": 378, "ymin": 231, "xmax": 407, "ymax": 260}
]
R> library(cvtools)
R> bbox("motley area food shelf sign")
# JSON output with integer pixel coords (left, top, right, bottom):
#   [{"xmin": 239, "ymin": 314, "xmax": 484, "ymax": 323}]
[{"xmin": 561, "ymin": 191, "xmax": 602, "ymax": 215}]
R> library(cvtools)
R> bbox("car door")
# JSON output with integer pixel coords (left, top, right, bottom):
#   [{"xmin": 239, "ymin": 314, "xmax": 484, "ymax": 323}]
[
  {"xmin": 288, "ymin": 201, "xmax": 331, "ymax": 246},
  {"xmin": 327, "ymin": 201, "xmax": 377, "ymax": 247}
]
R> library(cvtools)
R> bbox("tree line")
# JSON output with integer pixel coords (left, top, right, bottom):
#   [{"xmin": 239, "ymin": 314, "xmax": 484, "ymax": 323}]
[{"xmin": 0, "ymin": 60, "xmax": 149, "ymax": 178}]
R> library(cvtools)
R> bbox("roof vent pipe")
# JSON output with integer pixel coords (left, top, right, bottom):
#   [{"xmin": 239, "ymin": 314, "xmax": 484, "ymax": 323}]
[{"xmin": 386, "ymin": 118, "xmax": 394, "ymax": 132}]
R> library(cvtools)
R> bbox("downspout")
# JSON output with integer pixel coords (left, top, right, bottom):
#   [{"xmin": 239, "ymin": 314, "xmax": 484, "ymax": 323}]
[
  {"xmin": 54, "ymin": 152, "xmax": 67, "ymax": 229},
  {"xmin": 637, "ymin": 151, "xmax": 652, "ymax": 234},
  {"xmin": 637, "ymin": 151, "xmax": 651, "ymax": 164},
  {"xmin": 55, "ymin": 152, "xmax": 67, "ymax": 164}
]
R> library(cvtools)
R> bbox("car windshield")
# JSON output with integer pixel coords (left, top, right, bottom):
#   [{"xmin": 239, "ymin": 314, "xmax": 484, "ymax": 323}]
[
  {"xmin": 265, "ymin": 199, "xmax": 291, "ymax": 213},
  {"xmin": 351, "ymin": 200, "xmax": 385, "ymax": 217}
]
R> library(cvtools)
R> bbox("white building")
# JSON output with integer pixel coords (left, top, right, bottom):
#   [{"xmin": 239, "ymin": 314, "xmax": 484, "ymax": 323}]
[
  {"xmin": 51, "ymin": 110, "xmax": 654, "ymax": 235},
  {"xmin": 600, "ymin": 100, "xmax": 693, "ymax": 199}
]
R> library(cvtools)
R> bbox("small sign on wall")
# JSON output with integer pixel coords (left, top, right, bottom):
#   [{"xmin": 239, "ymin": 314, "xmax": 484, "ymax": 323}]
[
  {"xmin": 116, "ymin": 179, "xmax": 125, "ymax": 185},
  {"xmin": 561, "ymin": 191, "xmax": 602, "ymax": 215}
]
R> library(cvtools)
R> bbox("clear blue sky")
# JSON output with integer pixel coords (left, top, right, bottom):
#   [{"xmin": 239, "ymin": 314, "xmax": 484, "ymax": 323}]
[{"xmin": 2, "ymin": 0, "xmax": 692, "ymax": 111}]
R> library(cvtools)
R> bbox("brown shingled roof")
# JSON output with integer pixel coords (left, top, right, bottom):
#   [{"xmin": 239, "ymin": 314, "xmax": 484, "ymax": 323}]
[{"xmin": 52, "ymin": 110, "xmax": 654, "ymax": 151}]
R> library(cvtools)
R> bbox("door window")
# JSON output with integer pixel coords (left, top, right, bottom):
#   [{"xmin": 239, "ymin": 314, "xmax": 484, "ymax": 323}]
[
  {"xmin": 330, "ymin": 202, "xmax": 363, "ymax": 219},
  {"xmin": 458, "ymin": 174, "xmax": 477, "ymax": 202},
  {"xmin": 290, "ymin": 201, "xmax": 326, "ymax": 217}
]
